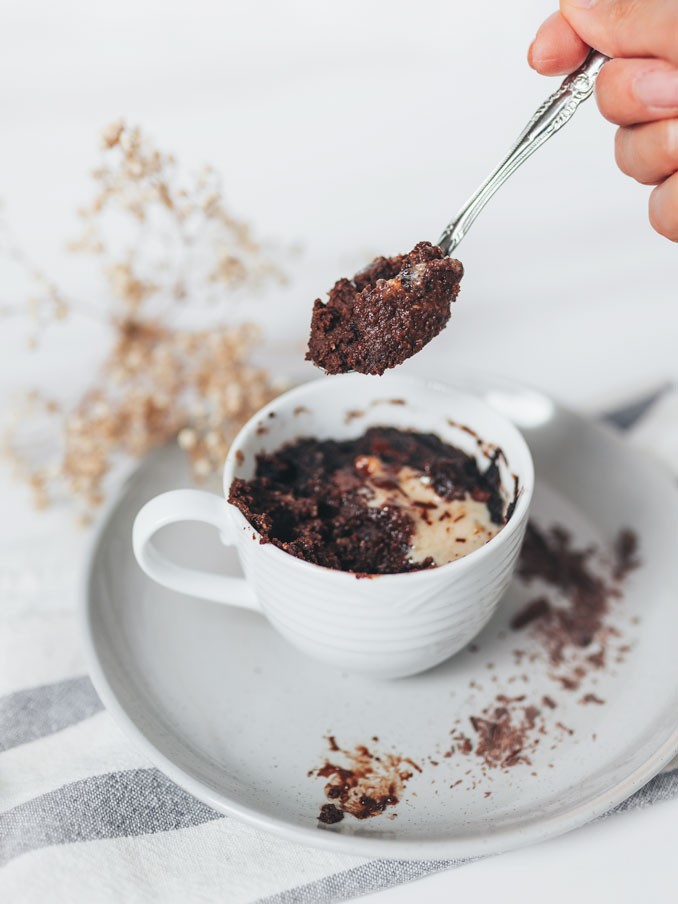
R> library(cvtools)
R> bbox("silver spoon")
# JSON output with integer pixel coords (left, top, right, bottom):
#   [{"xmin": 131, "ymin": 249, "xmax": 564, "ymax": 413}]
[{"xmin": 438, "ymin": 50, "xmax": 609, "ymax": 257}]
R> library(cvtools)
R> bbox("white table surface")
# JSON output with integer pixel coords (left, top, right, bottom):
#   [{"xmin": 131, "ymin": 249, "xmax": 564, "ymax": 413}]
[{"xmin": 2, "ymin": 1, "xmax": 676, "ymax": 901}]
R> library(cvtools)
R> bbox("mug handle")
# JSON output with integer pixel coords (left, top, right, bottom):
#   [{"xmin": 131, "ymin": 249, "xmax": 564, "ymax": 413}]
[{"xmin": 132, "ymin": 489, "xmax": 259, "ymax": 611}]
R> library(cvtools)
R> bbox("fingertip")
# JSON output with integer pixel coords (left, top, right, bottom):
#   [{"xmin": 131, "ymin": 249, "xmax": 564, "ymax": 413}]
[
  {"xmin": 648, "ymin": 186, "xmax": 665, "ymax": 237},
  {"xmin": 529, "ymin": 11, "xmax": 589, "ymax": 76},
  {"xmin": 614, "ymin": 127, "xmax": 630, "ymax": 176},
  {"xmin": 527, "ymin": 39, "xmax": 558, "ymax": 74},
  {"xmin": 649, "ymin": 177, "xmax": 678, "ymax": 242},
  {"xmin": 527, "ymin": 40, "xmax": 538, "ymax": 72}
]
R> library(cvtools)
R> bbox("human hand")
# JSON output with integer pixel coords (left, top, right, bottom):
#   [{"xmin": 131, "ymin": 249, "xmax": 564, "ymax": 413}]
[{"xmin": 528, "ymin": 0, "xmax": 678, "ymax": 242}]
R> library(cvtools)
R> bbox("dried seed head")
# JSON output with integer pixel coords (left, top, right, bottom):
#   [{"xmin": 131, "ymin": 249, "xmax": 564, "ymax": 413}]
[{"xmin": 2, "ymin": 121, "xmax": 289, "ymax": 517}]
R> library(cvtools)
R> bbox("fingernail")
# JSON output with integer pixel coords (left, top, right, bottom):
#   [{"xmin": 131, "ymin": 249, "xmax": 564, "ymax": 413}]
[
  {"xmin": 649, "ymin": 184, "xmax": 669, "ymax": 233},
  {"xmin": 527, "ymin": 40, "xmax": 537, "ymax": 68},
  {"xmin": 567, "ymin": 0, "xmax": 598, "ymax": 8},
  {"xmin": 635, "ymin": 70, "xmax": 678, "ymax": 108},
  {"xmin": 527, "ymin": 38, "xmax": 554, "ymax": 70}
]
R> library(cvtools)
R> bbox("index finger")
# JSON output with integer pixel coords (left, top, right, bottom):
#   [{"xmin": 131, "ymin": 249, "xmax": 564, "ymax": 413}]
[
  {"xmin": 561, "ymin": 0, "xmax": 678, "ymax": 68},
  {"xmin": 529, "ymin": 11, "xmax": 589, "ymax": 76}
]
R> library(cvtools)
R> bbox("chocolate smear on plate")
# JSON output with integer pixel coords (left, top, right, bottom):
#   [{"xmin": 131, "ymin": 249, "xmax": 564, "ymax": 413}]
[
  {"xmin": 307, "ymin": 523, "xmax": 642, "ymax": 817},
  {"xmin": 312, "ymin": 738, "xmax": 419, "ymax": 823}
]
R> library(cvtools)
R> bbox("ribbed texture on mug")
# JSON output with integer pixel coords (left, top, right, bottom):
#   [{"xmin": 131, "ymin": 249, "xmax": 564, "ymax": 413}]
[{"xmin": 235, "ymin": 517, "xmax": 528, "ymax": 676}]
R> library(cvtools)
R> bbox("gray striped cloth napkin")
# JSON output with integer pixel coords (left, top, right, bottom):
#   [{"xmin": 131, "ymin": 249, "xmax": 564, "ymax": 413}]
[{"xmin": 2, "ymin": 388, "xmax": 678, "ymax": 904}]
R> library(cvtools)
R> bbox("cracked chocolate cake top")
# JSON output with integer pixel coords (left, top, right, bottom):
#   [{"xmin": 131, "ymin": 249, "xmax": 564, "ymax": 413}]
[
  {"xmin": 228, "ymin": 426, "xmax": 506, "ymax": 575},
  {"xmin": 306, "ymin": 241, "xmax": 463, "ymax": 376}
]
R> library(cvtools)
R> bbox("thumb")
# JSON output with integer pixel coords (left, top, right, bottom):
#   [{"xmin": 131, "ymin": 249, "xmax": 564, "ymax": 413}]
[{"xmin": 560, "ymin": 0, "xmax": 678, "ymax": 67}]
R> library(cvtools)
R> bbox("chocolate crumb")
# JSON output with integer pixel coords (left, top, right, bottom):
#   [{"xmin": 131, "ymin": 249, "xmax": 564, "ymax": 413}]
[
  {"xmin": 556, "ymin": 721, "xmax": 574, "ymax": 736},
  {"xmin": 580, "ymin": 693, "xmax": 605, "ymax": 705},
  {"xmin": 235, "ymin": 450, "xmax": 244, "ymax": 466},
  {"xmin": 587, "ymin": 650, "xmax": 605, "ymax": 669},
  {"xmin": 468, "ymin": 701, "xmax": 544, "ymax": 769},
  {"xmin": 450, "ymin": 733, "xmax": 473, "ymax": 756},
  {"xmin": 318, "ymin": 803, "xmax": 344, "ymax": 825},
  {"xmin": 541, "ymin": 695, "xmax": 557, "ymax": 709},
  {"xmin": 510, "ymin": 596, "xmax": 551, "ymax": 630},
  {"xmin": 612, "ymin": 528, "xmax": 641, "ymax": 581}
]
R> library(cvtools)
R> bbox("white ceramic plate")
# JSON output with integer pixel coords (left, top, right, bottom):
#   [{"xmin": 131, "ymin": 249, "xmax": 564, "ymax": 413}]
[{"xmin": 81, "ymin": 376, "xmax": 678, "ymax": 859}]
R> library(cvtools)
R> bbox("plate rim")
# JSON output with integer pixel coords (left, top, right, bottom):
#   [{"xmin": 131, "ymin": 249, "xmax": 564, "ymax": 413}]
[{"xmin": 79, "ymin": 376, "xmax": 678, "ymax": 860}]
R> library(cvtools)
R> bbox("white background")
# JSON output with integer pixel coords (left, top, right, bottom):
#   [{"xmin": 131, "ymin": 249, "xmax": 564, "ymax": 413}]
[{"xmin": 1, "ymin": 1, "xmax": 677, "ymax": 901}]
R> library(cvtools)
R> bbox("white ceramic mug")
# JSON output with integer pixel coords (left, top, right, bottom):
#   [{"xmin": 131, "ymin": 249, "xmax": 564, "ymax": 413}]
[{"xmin": 133, "ymin": 374, "xmax": 534, "ymax": 678}]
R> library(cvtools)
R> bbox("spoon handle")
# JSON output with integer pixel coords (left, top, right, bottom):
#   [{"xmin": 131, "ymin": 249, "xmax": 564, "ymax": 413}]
[{"xmin": 438, "ymin": 50, "xmax": 609, "ymax": 257}]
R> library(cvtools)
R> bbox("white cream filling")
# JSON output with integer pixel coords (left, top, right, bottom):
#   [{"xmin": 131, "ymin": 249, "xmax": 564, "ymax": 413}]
[{"xmin": 357, "ymin": 457, "xmax": 500, "ymax": 566}]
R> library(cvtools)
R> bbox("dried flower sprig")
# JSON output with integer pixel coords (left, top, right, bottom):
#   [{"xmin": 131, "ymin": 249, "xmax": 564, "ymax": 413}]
[
  {"xmin": 0, "ymin": 218, "xmax": 71, "ymax": 347},
  {"xmin": 70, "ymin": 121, "xmax": 285, "ymax": 312},
  {"xmin": 2, "ymin": 122, "xmax": 289, "ymax": 518}
]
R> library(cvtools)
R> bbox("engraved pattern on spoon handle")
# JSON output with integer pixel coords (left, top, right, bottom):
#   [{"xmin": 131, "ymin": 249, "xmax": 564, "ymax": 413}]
[{"xmin": 438, "ymin": 50, "xmax": 609, "ymax": 257}]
